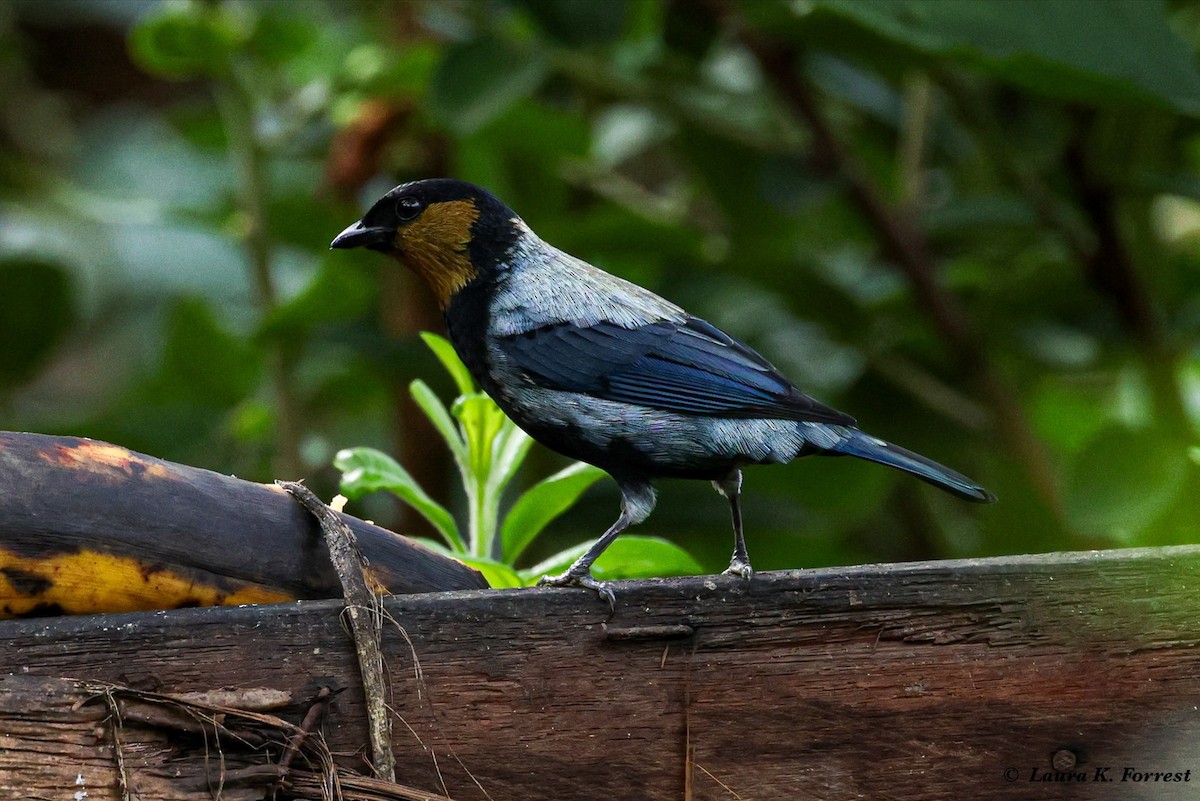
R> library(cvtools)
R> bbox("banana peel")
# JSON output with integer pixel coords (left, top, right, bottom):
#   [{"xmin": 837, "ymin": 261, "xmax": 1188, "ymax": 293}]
[{"xmin": 0, "ymin": 432, "xmax": 487, "ymax": 618}]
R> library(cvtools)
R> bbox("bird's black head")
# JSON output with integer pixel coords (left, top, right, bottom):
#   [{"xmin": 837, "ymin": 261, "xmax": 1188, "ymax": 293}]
[{"xmin": 331, "ymin": 178, "xmax": 521, "ymax": 305}]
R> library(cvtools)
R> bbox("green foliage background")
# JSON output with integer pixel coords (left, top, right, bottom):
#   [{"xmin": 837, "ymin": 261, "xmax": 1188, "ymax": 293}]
[{"xmin": 2, "ymin": 0, "xmax": 1198, "ymax": 574}]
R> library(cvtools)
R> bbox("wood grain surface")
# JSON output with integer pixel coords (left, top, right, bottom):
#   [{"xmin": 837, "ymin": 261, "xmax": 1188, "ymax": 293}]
[{"xmin": 2, "ymin": 546, "xmax": 1199, "ymax": 799}]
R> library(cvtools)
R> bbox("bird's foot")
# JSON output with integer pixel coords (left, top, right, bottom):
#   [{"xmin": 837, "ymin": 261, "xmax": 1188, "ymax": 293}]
[
  {"xmin": 538, "ymin": 569, "xmax": 616, "ymax": 609},
  {"xmin": 722, "ymin": 558, "xmax": 754, "ymax": 582}
]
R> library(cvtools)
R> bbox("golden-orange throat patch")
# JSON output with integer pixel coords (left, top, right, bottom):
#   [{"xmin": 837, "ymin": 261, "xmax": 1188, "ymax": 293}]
[{"xmin": 394, "ymin": 198, "xmax": 481, "ymax": 306}]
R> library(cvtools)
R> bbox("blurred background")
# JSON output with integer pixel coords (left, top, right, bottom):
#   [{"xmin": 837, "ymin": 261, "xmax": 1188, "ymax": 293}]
[{"xmin": 1, "ymin": 0, "xmax": 1198, "ymax": 574}]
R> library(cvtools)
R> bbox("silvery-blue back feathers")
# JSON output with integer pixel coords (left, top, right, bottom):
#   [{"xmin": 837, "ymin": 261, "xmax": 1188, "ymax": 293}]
[
  {"xmin": 477, "ymin": 224, "xmax": 992, "ymax": 501},
  {"xmin": 333, "ymin": 178, "xmax": 993, "ymax": 596}
]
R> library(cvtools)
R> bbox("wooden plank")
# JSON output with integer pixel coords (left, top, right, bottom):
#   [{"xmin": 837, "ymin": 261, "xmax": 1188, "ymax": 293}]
[
  {"xmin": 3, "ymin": 546, "xmax": 1200, "ymax": 800},
  {"xmin": 0, "ymin": 676, "xmax": 289, "ymax": 801},
  {"xmin": 0, "ymin": 674, "xmax": 452, "ymax": 801}
]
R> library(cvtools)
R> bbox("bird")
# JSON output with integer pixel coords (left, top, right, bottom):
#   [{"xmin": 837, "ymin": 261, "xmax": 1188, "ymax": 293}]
[{"xmin": 331, "ymin": 178, "xmax": 994, "ymax": 601}]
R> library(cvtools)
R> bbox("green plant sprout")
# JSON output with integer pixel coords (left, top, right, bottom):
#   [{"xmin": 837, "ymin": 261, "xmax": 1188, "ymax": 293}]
[{"xmin": 335, "ymin": 332, "xmax": 702, "ymax": 588}]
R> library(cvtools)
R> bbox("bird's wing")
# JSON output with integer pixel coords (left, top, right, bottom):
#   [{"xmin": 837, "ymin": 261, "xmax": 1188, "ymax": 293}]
[{"xmin": 497, "ymin": 316, "xmax": 857, "ymax": 426}]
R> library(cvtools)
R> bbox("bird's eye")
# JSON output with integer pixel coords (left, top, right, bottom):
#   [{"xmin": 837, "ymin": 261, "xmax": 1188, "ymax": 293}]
[{"xmin": 396, "ymin": 196, "xmax": 423, "ymax": 221}]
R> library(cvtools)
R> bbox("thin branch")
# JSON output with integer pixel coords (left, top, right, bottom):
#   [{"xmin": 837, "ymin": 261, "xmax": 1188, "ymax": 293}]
[
  {"xmin": 940, "ymin": 76, "xmax": 1191, "ymax": 442},
  {"xmin": 943, "ymin": 77, "xmax": 1193, "ymax": 448},
  {"xmin": 747, "ymin": 39, "xmax": 977, "ymax": 361},
  {"xmin": 938, "ymin": 74, "xmax": 1096, "ymax": 263},
  {"xmin": 216, "ymin": 76, "xmax": 303, "ymax": 480},
  {"xmin": 1063, "ymin": 123, "xmax": 1191, "ymax": 437},
  {"xmin": 869, "ymin": 355, "xmax": 990, "ymax": 432},
  {"xmin": 897, "ymin": 73, "xmax": 934, "ymax": 210},
  {"xmin": 734, "ymin": 32, "xmax": 1064, "ymax": 515}
]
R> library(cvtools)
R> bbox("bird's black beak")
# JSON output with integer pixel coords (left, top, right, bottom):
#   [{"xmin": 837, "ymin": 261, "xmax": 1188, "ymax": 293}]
[{"xmin": 330, "ymin": 220, "xmax": 393, "ymax": 250}]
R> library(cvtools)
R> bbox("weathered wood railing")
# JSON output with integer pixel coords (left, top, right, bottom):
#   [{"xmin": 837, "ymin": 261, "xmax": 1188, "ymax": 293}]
[{"xmin": 2, "ymin": 545, "xmax": 1199, "ymax": 800}]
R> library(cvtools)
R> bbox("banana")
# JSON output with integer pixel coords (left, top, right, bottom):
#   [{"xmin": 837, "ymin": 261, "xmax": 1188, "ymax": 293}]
[{"xmin": 0, "ymin": 433, "xmax": 486, "ymax": 618}]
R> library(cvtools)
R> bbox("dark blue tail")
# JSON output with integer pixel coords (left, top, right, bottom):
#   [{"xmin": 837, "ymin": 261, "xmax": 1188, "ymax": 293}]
[{"xmin": 828, "ymin": 430, "xmax": 995, "ymax": 503}]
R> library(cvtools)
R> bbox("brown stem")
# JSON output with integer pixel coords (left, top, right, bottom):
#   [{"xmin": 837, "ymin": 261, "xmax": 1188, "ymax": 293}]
[
  {"xmin": 897, "ymin": 73, "xmax": 933, "ymax": 210},
  {"xmin": 944, "ymin": 82, "xmax": 1190, "ymax": 441},
  {"xmin": 322, "ymin": 101, "xmax": 407, "ymax": 199},
  {"xmin": 217, "ymin": 81, "xmax": 303, "ymax": 480},
  {"xmin": 1063, "ymin": 123, "xmax": 1190, "ymax": 437},
  {"xmin": 938, "ymin": 75, "xmax": 1096, "ymax": 264},
  {"xmin": 739, "ymin": 34, "xmax": 1063, "ymax": 515}
]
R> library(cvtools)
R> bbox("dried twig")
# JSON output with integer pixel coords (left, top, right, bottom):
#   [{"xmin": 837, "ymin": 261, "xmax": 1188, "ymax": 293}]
[
  {"xmin": 279, "ymin": 480, "xmax": 397, "ymax": 783},
  {"xmin": 289, "ymin": 771, "xmax": 455, "ymax": 801},
  {"xmin": 82, "ymin": 681, "xmax": 450, "ymax": 800},
  {"xmin": 277, "ymin": 685, "xmax": 337, "ymax": 787},
  {"xmin": 101, "ymin": 688, "xmax": 132, "ymax": 801}
]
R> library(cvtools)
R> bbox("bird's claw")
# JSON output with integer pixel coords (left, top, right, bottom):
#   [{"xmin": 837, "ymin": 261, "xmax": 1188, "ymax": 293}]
[
  {"xmin": 538, "ymin": 570, "xmax": 617, "ymax": 609},
  {"xmin": 722, "ymin": 559, "xmax": 754, "ymax": 581}
]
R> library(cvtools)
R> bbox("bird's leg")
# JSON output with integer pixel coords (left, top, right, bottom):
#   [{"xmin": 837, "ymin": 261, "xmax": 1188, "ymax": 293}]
[
  {"xmin": 538, "ymin": 481, "xmax": 656, "ymax": 607},
  {"xmin": 714, "ymin": 469, "xmax": 753, "ymax": 580},
  {"xmin": 537, "ymin": 517, "xmax": 628, "ymax": 608}
]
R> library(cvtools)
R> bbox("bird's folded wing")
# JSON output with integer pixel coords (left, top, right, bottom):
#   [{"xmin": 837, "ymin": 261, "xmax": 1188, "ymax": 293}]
[{"xmin": 497, "ymin": 317, "xmax": 856, "ymax": 426}]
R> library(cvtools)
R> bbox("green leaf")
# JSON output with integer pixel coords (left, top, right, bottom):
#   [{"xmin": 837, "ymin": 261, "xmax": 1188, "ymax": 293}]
[
  {"xmin": 409, "ymin": 379, "xmax": 467, "ymax": 463},
  {"xmin": 410, "ymin": 537, "xmax": 453, "ymax": 559},
  {"xmin": 419, "ymin": 332, "xmax": 474, "ymax": 396},
  {"xmin": 258, "ymin": 260, "xmax": 374, "ymax": 341},
  {"xmin": 487, "ymin": 423, "xmax": 534, "ymax": 496},
  {"xmin": 592, "ymin": 536, "xmax": 705, "ymax": 579},
  {"xmin": 453, "ymin": 394, "xmax": 507, "ymax": 478},
  {"xmin": 128, "ymin": 1, "xmax": 247, "ymax": 80},
  {"xmin": 512, "ymin": 0, "xmax": 629, "ymax": 45},
  {"xmin": 428, "ymin": 37, "xmax": 550, "ymax": 135},
  {"xmin": 502, "ymin": 462, "xmax": 606, "ymax": 562},
  {"xmin": 246, "ymin": 9, "xmax": 317, "ymax": 67},
  {"xmin": 454, "ymin": 556, "xmax": 524, "ymax": 589},
  {"xmin": 519, "ymin": 535, "xmax": 703, "ymax": 584},
  {"xmin": 0, "ymin": 259, "xmax": 75, "ymax": 394},
  {"xmin": 521, "ymin": 541, "xmax": 589, "ymax": 582},
  {"xmin": 412, "ymin": 543, "xmax": 514, "ymax": 588},
  {"xmin": 1063, "ymin": 426, "xmax": 1189, "ymax": 543},
  {"xmin": 155, "ymin": 298, "xmax": 260, "ymax": 406},
  {"xmin": 808, "ymin": 0, "xmax": 1200, "ymax": 115},
  {"xmin": 334, "ymin": 447, "xmax": 463, "ymax": 551},
  {"xmin": 1030, "ymin": 381, "xmax": 1109, "ymax": 454}
]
